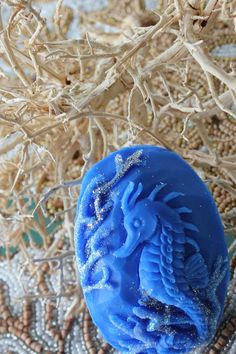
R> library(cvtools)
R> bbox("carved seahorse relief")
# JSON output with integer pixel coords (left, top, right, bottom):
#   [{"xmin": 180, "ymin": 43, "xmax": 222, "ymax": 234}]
[
  {"xmin": 75, "ymin": 146, "xmax": 229, "ymax": 354},
  {"xmin": 111, "ymin": 181, "xmax": 228, "ymax": 353}
]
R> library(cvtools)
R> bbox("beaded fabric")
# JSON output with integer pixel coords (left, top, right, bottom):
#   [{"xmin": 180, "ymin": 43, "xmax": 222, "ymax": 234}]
[{"xmin": 0, "ymin": 249, "xmax": 235, "ymax": 353}]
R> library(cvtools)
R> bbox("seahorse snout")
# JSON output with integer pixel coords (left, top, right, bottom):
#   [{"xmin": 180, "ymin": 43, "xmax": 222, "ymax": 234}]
[{"xmin": 113, "ymin": 225, "xmax": 141, "ymax": 258}]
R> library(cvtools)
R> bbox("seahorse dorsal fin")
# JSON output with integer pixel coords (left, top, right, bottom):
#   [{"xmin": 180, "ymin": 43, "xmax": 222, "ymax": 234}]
[
  {"xmin": 163, "ymin": 191, "xmax": 184, "ymax": 203},
  {"xmin": 148, "ymin": 183, "xmax": 167, "ymax": 201},
  {"xmin": 152, "ymin": 202, "xmax": 182, "ymax": 232},
  {"xmin": 184, "ymin": 253, "xmax": 209, "ymax": 289},
  {"xmin": 129, "ymin": 182, "xmax": 143, "ymax": 207},
  {"xmin": 121, "ymin": 181, "xmax": 135, "ymax": 212}
]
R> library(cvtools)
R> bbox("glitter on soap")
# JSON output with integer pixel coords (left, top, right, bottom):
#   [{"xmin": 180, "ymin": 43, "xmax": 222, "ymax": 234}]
[{"xmin": 74, "ymin": 145, "xmax": 230, "ymax": 354}]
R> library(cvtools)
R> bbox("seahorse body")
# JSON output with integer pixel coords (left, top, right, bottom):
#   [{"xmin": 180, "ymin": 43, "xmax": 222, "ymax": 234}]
[{"xmin": 114, "ymin": 181, "xmax": 213, "ymax": 352}]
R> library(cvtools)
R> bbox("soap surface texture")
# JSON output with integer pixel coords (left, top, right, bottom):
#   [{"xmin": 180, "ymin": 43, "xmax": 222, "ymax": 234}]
[{"xmin": 74, "ymin": 145, "xmax": 229, "ymax": 354}]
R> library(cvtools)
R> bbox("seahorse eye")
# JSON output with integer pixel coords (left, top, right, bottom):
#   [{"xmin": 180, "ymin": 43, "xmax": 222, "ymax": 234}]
[{"xmin": 133, "ymin": 218, "xmax": 142, "ymax": 228}]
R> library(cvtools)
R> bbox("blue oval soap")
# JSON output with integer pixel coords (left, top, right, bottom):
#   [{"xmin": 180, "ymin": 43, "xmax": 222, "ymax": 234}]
[{"xmin": 74, "ymin": 145, "xmax": 229, "ymax": 354}]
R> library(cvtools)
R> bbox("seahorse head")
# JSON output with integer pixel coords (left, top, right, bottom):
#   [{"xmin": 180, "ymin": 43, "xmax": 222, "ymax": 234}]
[{"xmin": 114, "ymin": 181, "xmax": 161, "ymax": 258}]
